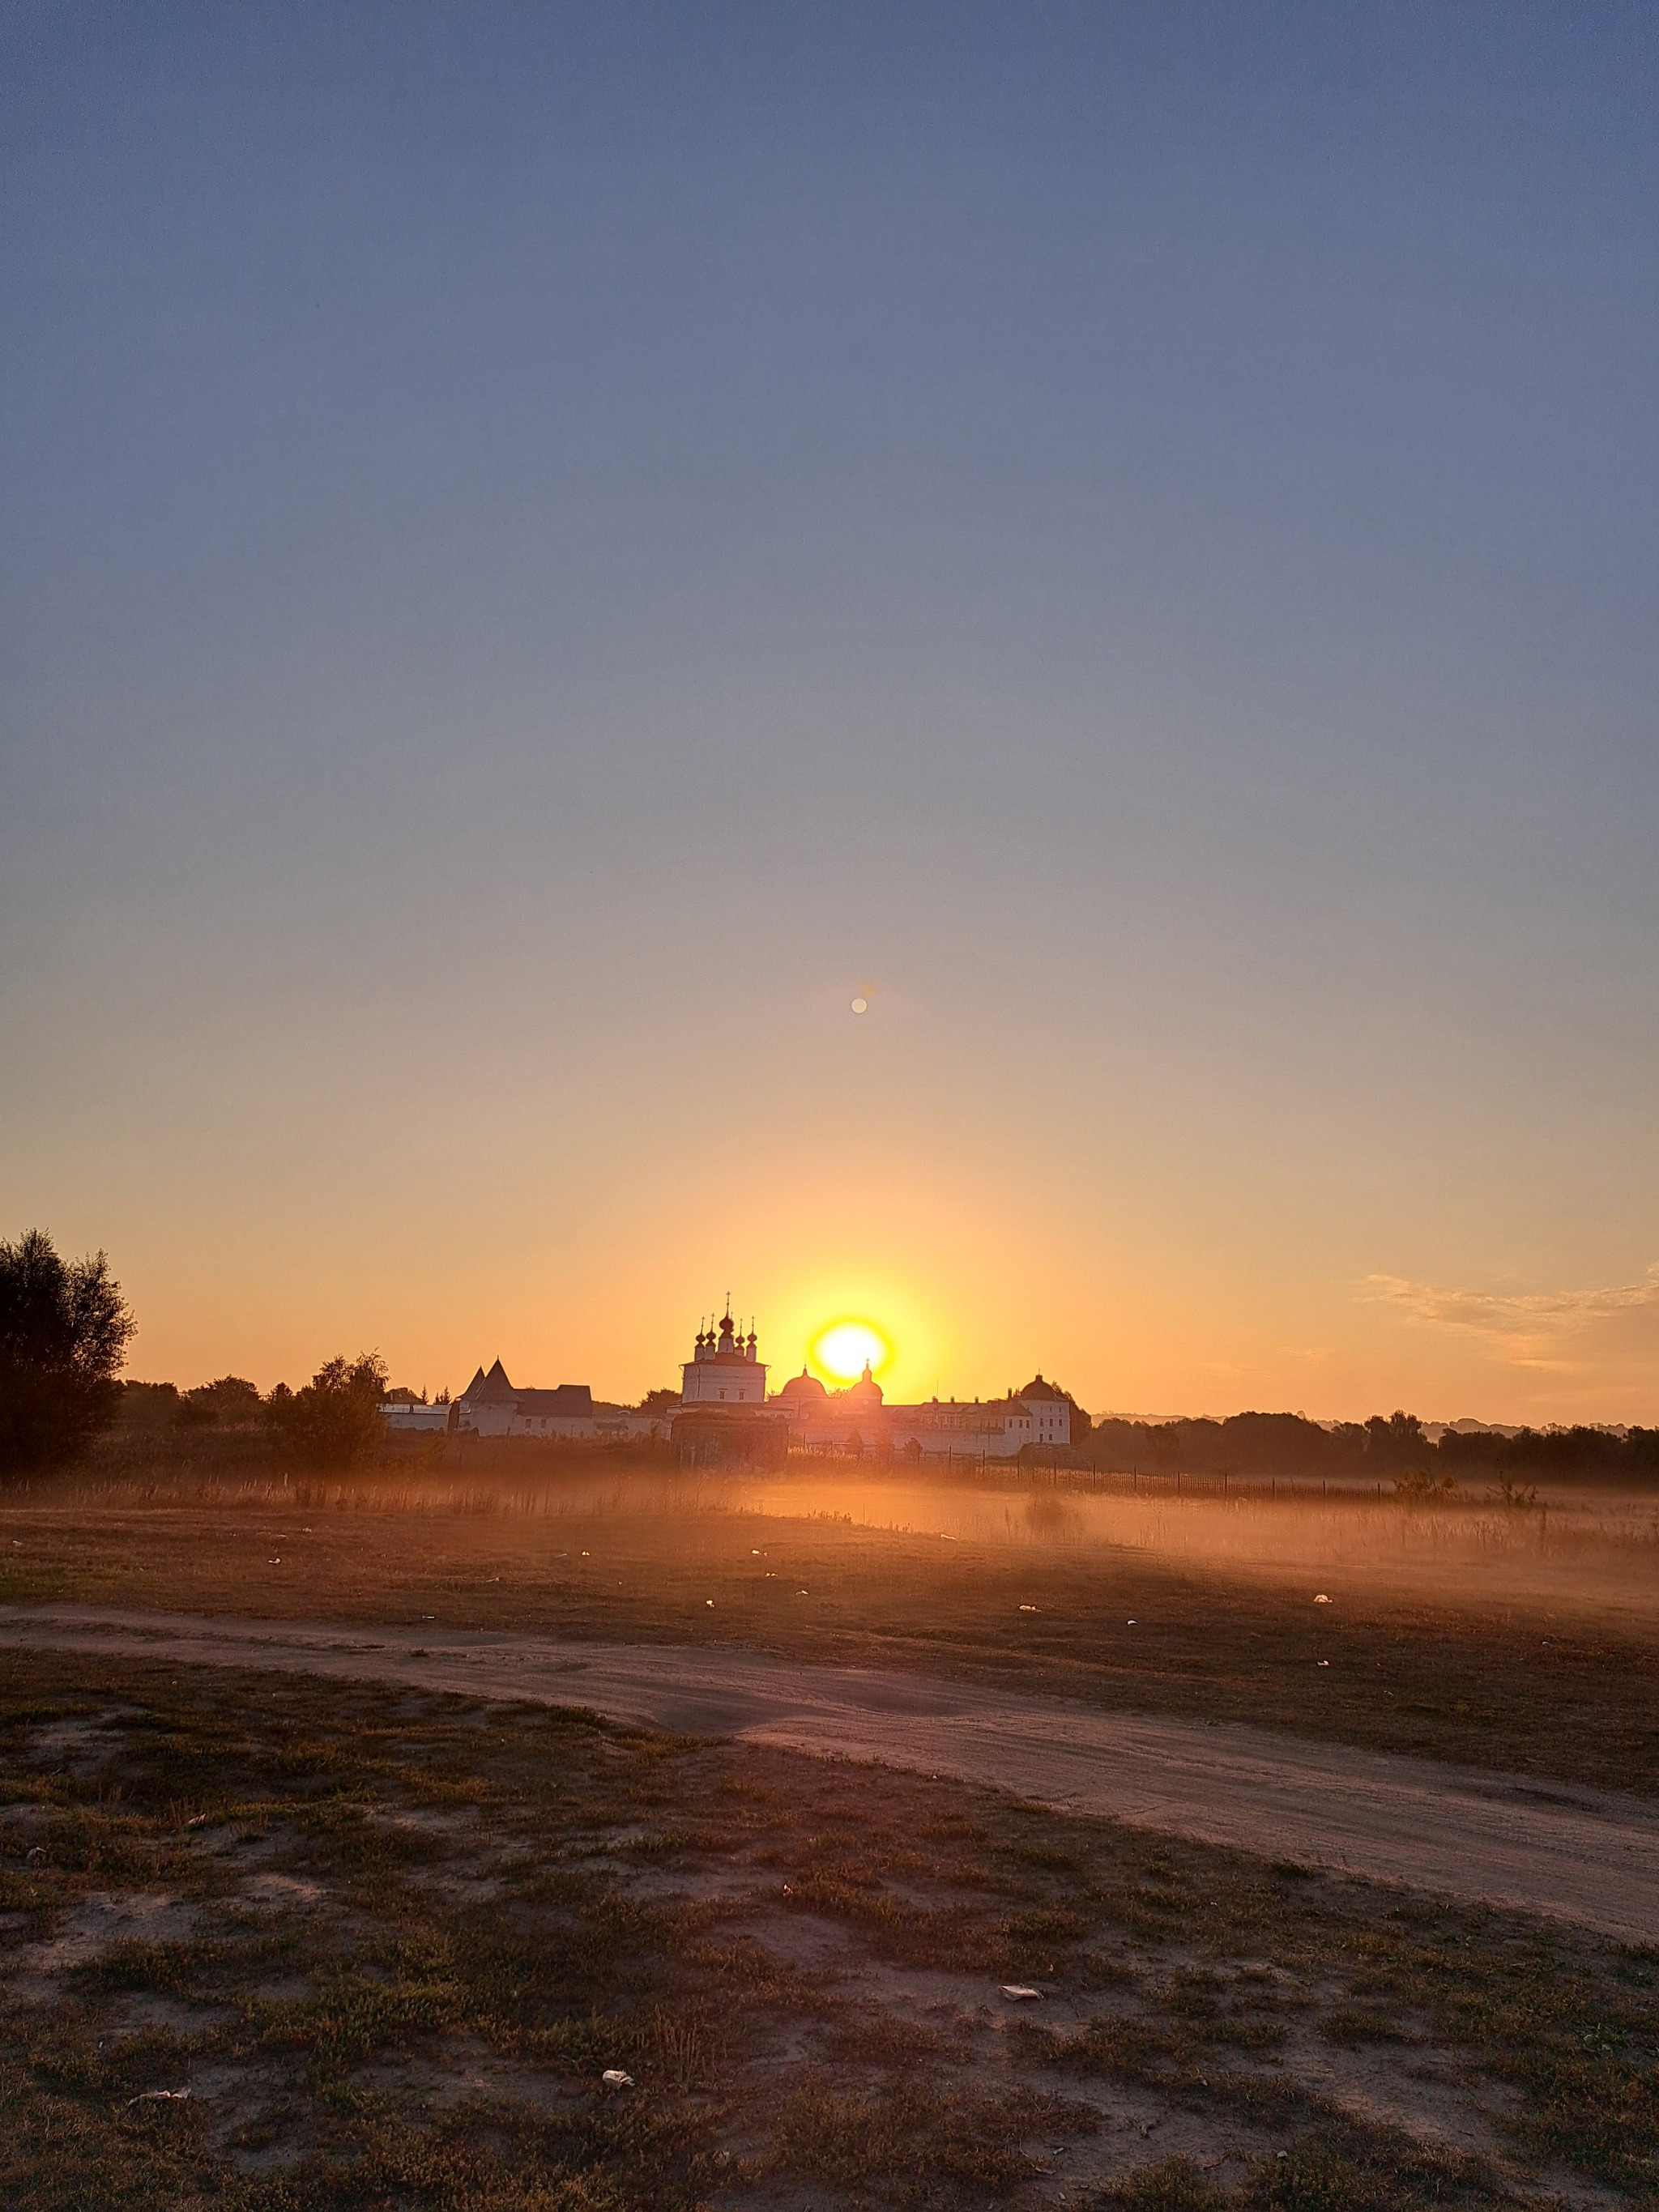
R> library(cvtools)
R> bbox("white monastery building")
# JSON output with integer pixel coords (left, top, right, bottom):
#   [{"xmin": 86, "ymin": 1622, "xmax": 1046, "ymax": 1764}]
[
  {"xmin": 422, "ymin": 1309, "xmax": 1083, "ymax": 1464},
  {"xmin": 680, "ymin": 1308, "xmax": 767, "ymax": 1404},
  {"xmin": 771, "ymin": 1357, "xmax": 1077, "ymax": 1460},
  {"xmin": 451, "ymin": 1361, "xmax": 668, "ymax": 1443}
]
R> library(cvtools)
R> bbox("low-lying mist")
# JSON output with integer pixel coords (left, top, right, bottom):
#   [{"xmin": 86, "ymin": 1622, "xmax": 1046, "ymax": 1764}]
[{"xmin": 24, "ymin": 1447, "xmax": 1659, "ymax": 1627}]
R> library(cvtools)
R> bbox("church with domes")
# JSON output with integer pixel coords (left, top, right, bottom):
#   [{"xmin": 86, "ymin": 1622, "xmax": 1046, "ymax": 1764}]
[
  {"xmin": 680, "ymin": 1306, "xmax": 768, "ymax": 1405},
  {"xmin": 677, "ymin": 1309, "xmax": 1084, "ymax": 1463},
  {"xmin": 429, "ymin": 1307, "xmax": 1084, "ymax": 1464}
]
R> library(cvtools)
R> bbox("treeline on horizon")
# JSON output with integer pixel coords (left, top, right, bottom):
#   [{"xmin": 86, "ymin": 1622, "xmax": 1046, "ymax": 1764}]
[
  {"xmin": 109, "ymin": 1390, "xmax": 1659, "ymax": 1487},
  {"xmin": 5, "ymin": 1228, "xmax": 1657, "ymax": 1484},
  {"xmin": 1081, "ymin": 1408, "xmax": 1659, "ymax": 1485}
]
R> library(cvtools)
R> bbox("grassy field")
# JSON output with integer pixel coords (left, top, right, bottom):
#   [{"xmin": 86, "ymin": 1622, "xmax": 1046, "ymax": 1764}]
[
  {"xmin": 4, "ymin": 1643, "xmax": 1657, "ymax": 2210},
  {"xmin": 2, "ymin": 1455, "xmax": 1657, "ymax": 1792},
  {"xmin": 3, "ymin": 1455, "xmax": 1657, "ymax": 2205}
]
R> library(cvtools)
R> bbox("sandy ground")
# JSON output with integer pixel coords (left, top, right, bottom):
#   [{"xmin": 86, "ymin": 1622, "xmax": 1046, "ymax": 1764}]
[{"xmin": 6, "ymin": 1602, "xmax": 1657, "ymax": 1944}]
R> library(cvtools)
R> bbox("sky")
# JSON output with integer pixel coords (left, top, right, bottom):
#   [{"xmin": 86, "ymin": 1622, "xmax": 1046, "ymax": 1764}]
[{"xmin": 2, "ymin": 2, "xmax": 1657, "ymax": 1422}]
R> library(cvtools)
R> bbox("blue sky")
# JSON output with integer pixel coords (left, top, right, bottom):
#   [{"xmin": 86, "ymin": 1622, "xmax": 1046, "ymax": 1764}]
[{"xmin": 2, "ymin": 2, "xmax": 1656, "ymax": 1415}]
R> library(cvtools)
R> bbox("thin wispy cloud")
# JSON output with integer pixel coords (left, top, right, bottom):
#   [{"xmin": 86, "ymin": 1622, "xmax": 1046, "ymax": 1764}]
[{"xmin": 1364, "ymin": 1265, "xmax": 1659, "ymax": 1369}]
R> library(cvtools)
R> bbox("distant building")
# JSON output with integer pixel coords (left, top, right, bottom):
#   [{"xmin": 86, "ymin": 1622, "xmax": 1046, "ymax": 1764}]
[
  {"xmin": 441, "ymin": 1315, "xmax": 1081, "ymax": 1464},
  {"xmin": 770, "ymin": 1357, "xmax": 1080, "ymax": 1463},
  {"xmin": 775, "ymin": 1361, "xmax": 885, "ymax": 1456},
  {"xmin": 883, "ymin": 1378, "xmax": 1075, "ymax": 1460},
  {"xmin": 680, "ymin": 1308, "xmax": 767, "ymax": 1405},
  {"xmin": 670, "ymin": 1308, "xmax": 784, "ymax": 1460},
  {"xmin": 885, "ymin": 1396, "xmax": 1038, "ymax": 1460},
  {"xmin": 1009, "ymin": 1375, "xmax": 1077, "ymax": 1452},
  {"xmin": 381, "ymin": 1401, "xmax": 451, "ymax": 1434},
  {"xmin": 454, "ymin": 1360, "xmax": 669, "ymax": 1443},
  {"xmin": 774, "ymin": 1369, "xmax": 831, "ymax": 1424}
]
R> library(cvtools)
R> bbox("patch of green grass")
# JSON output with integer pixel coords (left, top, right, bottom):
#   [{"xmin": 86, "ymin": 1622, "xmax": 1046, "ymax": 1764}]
[
  {"xmin": 770, "ymin": 2074, "xmax": 1087, "ymax": 2202},
  {"xmin": 1013, "ymin": 2011, "xmax": 1188, "ymax": 2086},
  {"xmin": 1099, "ymin": 2159, "xmax": 1229, "ymax": 2211},
  {"xmin": 524, "ymin": 2001, "xmax": 717, "ymax": 2092},
  {"xmin": 267, "ymin": 1958, "xmax": 471, "ymax": 2068},
  {"xmin": 1099, "ymin": 2121, "xmax": 1514, "ymax": 2211},
  {"xmin": 1235, "ymin": 2119, "xmax": 1509, "ymax": 2209},
  {"xmin": 780, "ymin": 1866, "xmax": 996, "ymax": 1967}
]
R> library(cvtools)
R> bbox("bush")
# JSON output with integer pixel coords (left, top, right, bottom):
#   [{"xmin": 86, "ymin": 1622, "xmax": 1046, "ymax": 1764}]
[
  {"xmin": 0, "ymin": 1230, "xmax": 134, "ymax": 1473},
  {"xmin": 1392, "ymin": 1470, "xmax": 1456, "ymax": 1504},
  {"xmin": 264, "ymin": 1352, "xmax": 387, "ymax": 1468}
]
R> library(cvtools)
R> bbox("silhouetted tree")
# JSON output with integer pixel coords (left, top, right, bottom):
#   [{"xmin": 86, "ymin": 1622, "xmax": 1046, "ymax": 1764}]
[
  {"xmin": 177, "ymin": 1375, "xmax": 262, "ymax": 1427},
  {"xmin": 120, "ymin": 1379, "xmax": 182, "ymax": 1429},
  {"xmin": 637, "ymin": 1387, "xmax": 680, "ymax": 1416},
  {"xmin": 1085, "ymin": 1408, "xmax": 1659, "ymax": 1488},
  {"xmin": 1364, "ymin": 1411, "xmax": 1428, "ymax": 1471},
  {"xmin": 1439, "ymin": 1422, "xmax": 1656, "ymax": 1484},
  {"xmin": 0, "ymin": 1230, "xmax": 134, "ymax": 1473},
  {"xmin": 264, "ymin": 1353, "xmax": 387, "ymax": 1468}
]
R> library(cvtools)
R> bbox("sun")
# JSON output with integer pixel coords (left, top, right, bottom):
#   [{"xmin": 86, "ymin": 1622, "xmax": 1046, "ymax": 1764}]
[{"xmin": 812, "ymin": 1319, "xmax": 890, "ymax": 1383}]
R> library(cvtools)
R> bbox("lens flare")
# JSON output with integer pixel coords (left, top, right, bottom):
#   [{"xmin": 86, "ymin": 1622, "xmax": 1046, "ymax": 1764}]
[{"xmin": 812, "ymin": 1319, "xmax": 890, "ymax": 1381}]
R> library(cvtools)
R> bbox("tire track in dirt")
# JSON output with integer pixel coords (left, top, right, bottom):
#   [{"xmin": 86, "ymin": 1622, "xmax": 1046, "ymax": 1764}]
[{"xmin": 5, "ymin": 1603, "xmax": 1656, "ymax": 1941}]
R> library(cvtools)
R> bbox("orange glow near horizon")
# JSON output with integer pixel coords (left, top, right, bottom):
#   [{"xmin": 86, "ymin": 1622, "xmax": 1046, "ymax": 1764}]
[{"xmin": 810, "ymin": 1319, "xmax": 891, "ymax": 1383}]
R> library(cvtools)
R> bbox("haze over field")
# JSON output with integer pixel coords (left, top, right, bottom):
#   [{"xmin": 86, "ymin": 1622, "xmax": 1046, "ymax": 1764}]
[{"xmin": 2, "ymin": 3, "xmax": 1656, "ymax": 1421}]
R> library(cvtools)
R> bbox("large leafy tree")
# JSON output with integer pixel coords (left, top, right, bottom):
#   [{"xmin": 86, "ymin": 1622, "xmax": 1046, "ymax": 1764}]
[
  {"xmin": 265, "ymin": 1352, "xmax": 388, "ymax": 1468},
  {"xmin": 0, "ymin": 1230, "xmax": 135, "ymax": 1472}
]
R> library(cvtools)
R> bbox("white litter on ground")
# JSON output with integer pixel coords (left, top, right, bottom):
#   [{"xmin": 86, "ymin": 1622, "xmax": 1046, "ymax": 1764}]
[
  {"xmin": 600, "ymin": 2069, "xmax": 634, "ymax": 2091},
  {"xmin": 1000, "ymin": 1984, "xmax": 1042, "ymax": 2001}
]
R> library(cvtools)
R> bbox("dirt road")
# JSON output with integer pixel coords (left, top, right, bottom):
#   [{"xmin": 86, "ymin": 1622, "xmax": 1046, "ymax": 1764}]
[{"xmin": 5, "ymin": 1603, "xmax": 1656, "ymax": 1941}]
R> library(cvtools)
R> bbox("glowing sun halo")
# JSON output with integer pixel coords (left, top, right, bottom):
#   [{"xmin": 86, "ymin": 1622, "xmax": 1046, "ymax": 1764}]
[{"xmin": 812, "ymin": 1319, "xmax": 889, "ymax": 1382}]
